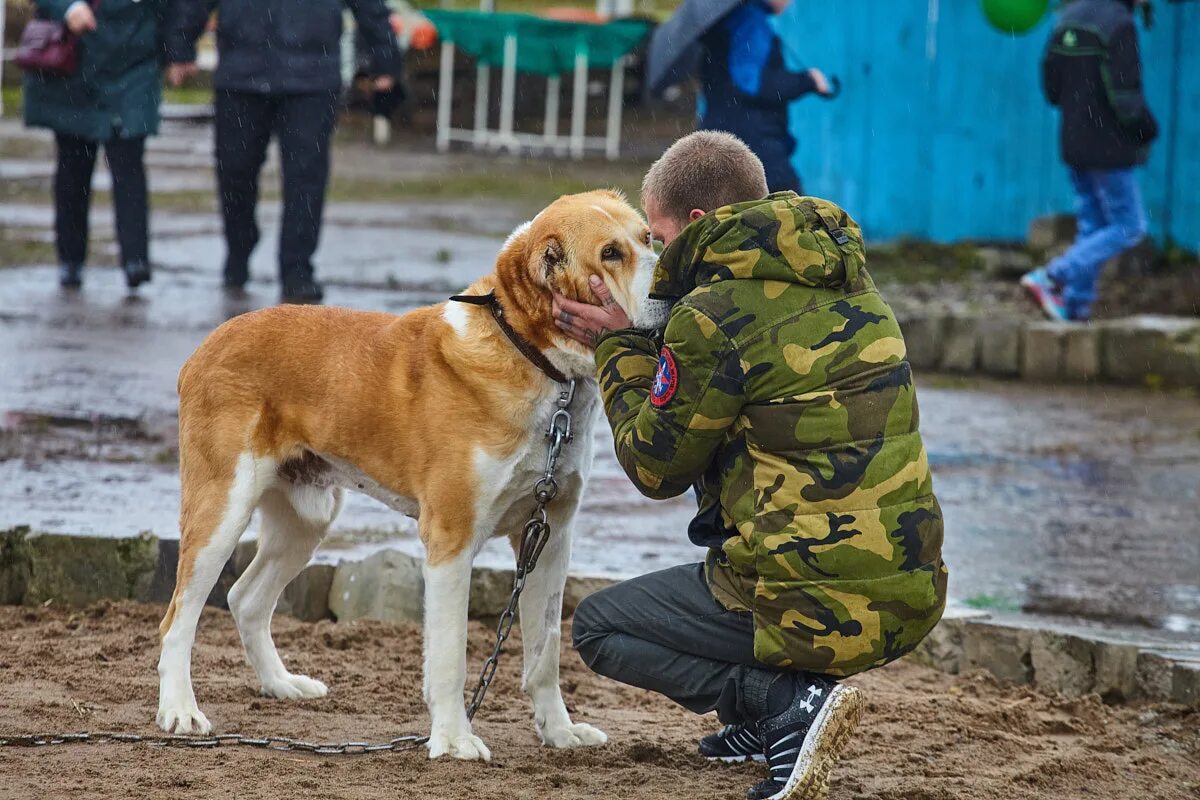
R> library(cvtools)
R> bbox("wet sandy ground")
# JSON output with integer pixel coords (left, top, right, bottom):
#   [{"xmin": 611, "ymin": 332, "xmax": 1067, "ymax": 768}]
[{"xmin": 1, "ymin": 602, "xmax": 1197, "ymax": 800}]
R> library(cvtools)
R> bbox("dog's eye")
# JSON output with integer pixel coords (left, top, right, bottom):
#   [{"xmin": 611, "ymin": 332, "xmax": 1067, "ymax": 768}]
[
  {"xmin": 601, "ymin": 245, "xmax": 621, "ymax": 260},
  {"xmin": 644, "ymin": 230, "xmax": 652, "ymax": 246}
]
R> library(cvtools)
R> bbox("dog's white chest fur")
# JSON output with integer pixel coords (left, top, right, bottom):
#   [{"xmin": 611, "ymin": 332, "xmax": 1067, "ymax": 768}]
[{"xmin": 307, "ymin": 382, "xmax": 599, "ymax": 543}]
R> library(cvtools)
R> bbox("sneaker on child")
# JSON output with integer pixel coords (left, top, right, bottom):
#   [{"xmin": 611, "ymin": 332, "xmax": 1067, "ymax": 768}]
[{"xmin": 1020, "ymin": 267, "xmax": 1069, "ymax": 322}]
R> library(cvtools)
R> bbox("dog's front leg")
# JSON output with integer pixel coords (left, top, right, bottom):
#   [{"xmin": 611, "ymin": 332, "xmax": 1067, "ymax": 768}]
[
  {"xmin": 517, "ymin": 484, "xmax": 607, "ymax": 749},
  {"xmin": 423, "ymin": 547, "xmax": 490, "ymax": 761}
]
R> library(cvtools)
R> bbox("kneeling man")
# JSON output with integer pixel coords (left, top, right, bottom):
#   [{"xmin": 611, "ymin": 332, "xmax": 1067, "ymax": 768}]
[{"xmin": 556, "ymin": 132, "xmax": 948, "ymax": 800}]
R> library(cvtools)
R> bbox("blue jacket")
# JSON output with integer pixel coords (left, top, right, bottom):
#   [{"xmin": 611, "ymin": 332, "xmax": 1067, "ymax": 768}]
[
  {"xmin": 166, "ymin": 0, "xmax": 400, "ymax": 94},
  {"xmin": 698, "ymin": 1, "xmax": 817, "ymax": 192}
]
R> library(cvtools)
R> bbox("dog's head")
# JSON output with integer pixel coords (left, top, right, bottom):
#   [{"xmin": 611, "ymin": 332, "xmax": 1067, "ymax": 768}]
[{"xmin": 496, "ymin": 190, "xmax": 660, "ymax": 331}]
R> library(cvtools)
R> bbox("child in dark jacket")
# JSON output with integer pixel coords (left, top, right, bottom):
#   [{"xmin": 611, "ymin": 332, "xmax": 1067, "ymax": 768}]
[{"xmin": 1022, "ymin": 0, "xmax": 1158, "ymax": 322}]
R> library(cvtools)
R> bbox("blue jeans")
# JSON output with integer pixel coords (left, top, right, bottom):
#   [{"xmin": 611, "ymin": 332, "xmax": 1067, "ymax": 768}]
[{"xmin": 1047, "ymin": 167, "xmax": 1147, "ymax": 319}]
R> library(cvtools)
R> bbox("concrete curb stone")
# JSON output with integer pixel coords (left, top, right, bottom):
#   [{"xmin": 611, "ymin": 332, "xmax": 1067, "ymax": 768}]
[
  {"xmin": 1100, "ymin": 315, "xmax": 1200, "ymax": 387},
  {"xmin": 898, "ymin": 315, "xmax": 946, "ymax": 372},
  {"xmin": 961, "ymin": 622, "xmax": 1034, "ymax": 684},
  {"xmin": 978, "ymin": 318, "xmax": 1023, "ymax": 376},
  {"xmin": 1062, "ymin": 326, "xmax": 1102, "ymax": 381},
  {"xmin": 941, "ymin": 317, "xmax": 980, "ymax": 373},
  {"xmin": 329, "ymin": 548, "xmax": 424, "ymax": 624},
  {"xmin": 0, "ymin": 526, "xmax": 34, "ymax": 604},
  {"xmin": 1021, "ymin": 322, "xmax": 1067, "ymax": 381},
  {"xmin": 21, "ymin": 531, "xmax": 158, "ymax": 607},
  {"xmin": 895, "ymin": 313, "xmax": 1199, "ymax": 388}
]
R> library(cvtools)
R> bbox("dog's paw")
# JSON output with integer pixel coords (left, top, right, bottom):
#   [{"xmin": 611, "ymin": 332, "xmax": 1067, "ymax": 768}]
[
  {"xmin": 156, "ymin": 702, "xmax": 212, "ymax": 735},
  {"xmin": 427, "ymin": 730, "xmax": 492, "ymax": 761},
  {"xmin": 261, "ymin": 673, "xmax": 328, "ymax": 700},
  {"xmin": 541, "ymin": 721, "xmax": 608, "ymax": 749}
]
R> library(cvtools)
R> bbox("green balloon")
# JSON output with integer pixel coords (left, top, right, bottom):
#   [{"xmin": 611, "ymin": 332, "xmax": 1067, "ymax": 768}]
[{"xmin": 981, "ymin": 0, "xmax": 1050, "ymax": 34}]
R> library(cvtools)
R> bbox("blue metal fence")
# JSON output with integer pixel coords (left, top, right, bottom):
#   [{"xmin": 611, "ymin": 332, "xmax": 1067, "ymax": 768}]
[{"xmin": 775, "ymin": 0, "xmax": 1199, "ymax": 249}]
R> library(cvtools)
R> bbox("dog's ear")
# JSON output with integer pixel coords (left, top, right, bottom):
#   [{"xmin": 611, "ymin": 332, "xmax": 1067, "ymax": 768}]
[{"xmin": 539, "ymin": 237, "xmax": 566, "ymax": 283}]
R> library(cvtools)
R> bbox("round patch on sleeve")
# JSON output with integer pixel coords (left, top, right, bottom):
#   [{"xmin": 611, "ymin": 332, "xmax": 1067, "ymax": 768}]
[{"xmin": 651, "ymin": 347, "xmax": 678, "ymax": 407}]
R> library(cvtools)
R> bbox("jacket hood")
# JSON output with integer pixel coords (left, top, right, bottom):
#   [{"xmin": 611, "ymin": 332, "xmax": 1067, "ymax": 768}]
[{"xmin": 650, "ymin": 192, "xmax": 867, "ymax": 300}]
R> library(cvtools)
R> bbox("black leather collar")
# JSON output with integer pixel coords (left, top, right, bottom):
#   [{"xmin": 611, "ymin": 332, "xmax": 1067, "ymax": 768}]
[{"xmin": 449, "ymin": 291, "xmax": 569, "ymax": 385}]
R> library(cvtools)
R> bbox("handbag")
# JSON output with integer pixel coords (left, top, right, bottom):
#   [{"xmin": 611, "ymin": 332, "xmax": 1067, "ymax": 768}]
[{"xmin": 15, "ymin": 1, "xmax": 100, "ymax": 78}]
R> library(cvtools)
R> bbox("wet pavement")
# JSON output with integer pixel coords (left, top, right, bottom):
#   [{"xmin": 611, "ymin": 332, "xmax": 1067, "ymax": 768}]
[{"xmin": 1, "ymin": 125, "xmax": 1198, "ymax": 643}]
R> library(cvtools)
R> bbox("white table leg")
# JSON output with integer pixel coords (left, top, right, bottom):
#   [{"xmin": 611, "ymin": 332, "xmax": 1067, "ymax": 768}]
[
  {"xmin": 499, "ymin": 34, "xmax": 519, "ymax": 153},
  {"xmin": 473, "ymin": 65, "xmax": 491, "ymax": 148},
  {"xmin": 570, "ymin": 48, "xmax": 588, "ymax": 160},
  {"xmin": 544, "ymin": 75, "xmax": 561, "ymax": 150},
  {"xmin": 605, "ymin": 56, "xmax": 626, "ymax": 161},
  {"xmin": 436, "ymin": 40, "xmax": 456, "ymax": 153}
]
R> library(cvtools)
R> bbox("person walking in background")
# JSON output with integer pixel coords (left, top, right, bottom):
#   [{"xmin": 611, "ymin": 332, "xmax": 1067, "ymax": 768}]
[
  {"xmin": 697, "ymin": 0, "xmax": 832, "ymax": 194},
  {"xmin": 1022, "ymin": 0, "xmax": 1157, "ymax": 322},
  {"xmin": 166, "ymin": 0, "xmax": 401, "ymax": 304},
  {"xmin": 24, "ymin": 0, "xmax": 167, "ymax": 291}
]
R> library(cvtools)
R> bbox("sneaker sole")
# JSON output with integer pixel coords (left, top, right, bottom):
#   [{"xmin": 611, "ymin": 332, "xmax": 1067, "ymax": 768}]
[
  {"xmin": 703, "ymin": 753, "xmax": 767, "ymax": 764},
  {"xmin": 766, "ymin": 685, "xmax": 865, "ymax": 800},
  {"xmin": 1020, "ymin": 277, "xmax": 1066, "ymax": 322}
]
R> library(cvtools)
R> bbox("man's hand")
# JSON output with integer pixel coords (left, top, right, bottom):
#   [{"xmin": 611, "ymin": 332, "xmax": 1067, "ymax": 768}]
[
  {"xmin": 373, "ymin": 75, "xmax": 395, "ymax": 92},
  {"xmin": 808, "ymin": 68, "xmax": 831, "ymax": 96},
  {"xmin": 167, "ymin": 63, "xmax": 199, "ymax": 87},
  {"xmin": 65, "ymin": 3, "xmax": 98, "ymax": 35},
  {"xmin": 552, "ymin": 275, "xmax": 632, "ymax": 349}
]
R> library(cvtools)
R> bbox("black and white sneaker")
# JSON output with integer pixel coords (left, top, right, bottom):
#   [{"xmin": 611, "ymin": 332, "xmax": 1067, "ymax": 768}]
[
  {"xmin": 747, "ymin": 677, "xmax": 865, "ymax": 800},
  {"xmin": 698, "ymin": 724, "xmax": 766, "ymax": 763}
]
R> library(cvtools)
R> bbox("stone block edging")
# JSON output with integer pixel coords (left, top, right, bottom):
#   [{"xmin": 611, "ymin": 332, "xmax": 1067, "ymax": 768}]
[
  {"xmin": 910, "ymin": 608, "xmax": 1200, "ymax": 707},
  {"xmin": 898, "ymin": 313, "xmax": 1200, "ymax": 387},
  {"xmin": 2, "ymin": 528, "xmax": 1197, "ymax": 708}
]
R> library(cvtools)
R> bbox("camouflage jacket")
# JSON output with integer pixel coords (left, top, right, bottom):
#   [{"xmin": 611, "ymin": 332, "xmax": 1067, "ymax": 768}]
[{"xmin": 595, "ymin": 193, "xmax": 947, "ymax": 677}]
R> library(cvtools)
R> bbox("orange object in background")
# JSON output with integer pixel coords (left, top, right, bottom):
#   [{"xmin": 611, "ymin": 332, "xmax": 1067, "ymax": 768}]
[
  {"xmin": 391, "ymin": 13, "xmax": 438, "ymax": 50},
  {"xmin": 538, "ymin": 7, "xmax": 609, "ymax": 24}
]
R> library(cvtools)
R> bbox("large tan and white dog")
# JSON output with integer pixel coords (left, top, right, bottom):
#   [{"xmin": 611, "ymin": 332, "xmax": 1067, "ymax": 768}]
[{"xmin": 156, "ymin": 190, "xmax": 660, "ymax": 760}]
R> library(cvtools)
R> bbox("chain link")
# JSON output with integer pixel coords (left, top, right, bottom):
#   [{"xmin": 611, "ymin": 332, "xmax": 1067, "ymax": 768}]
[
  {"xmin": 0, "ymin": 380, "xmax": 577, "ymax": 756},
  {"xmin": 0, "ymin": 731, "xmax": 431, "ymax": 755},
  {"xmin": 467, "ymin": 378, "xmax": 574, "ymax": 721}
]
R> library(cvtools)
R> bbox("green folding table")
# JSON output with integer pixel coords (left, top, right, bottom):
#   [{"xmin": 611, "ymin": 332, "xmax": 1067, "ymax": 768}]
[{"xmin": 424, "ymin": 10, "xmax": 652, "ymax": 160}]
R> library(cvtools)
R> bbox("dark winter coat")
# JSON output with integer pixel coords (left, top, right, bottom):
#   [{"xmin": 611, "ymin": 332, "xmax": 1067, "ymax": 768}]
[
  {"xmin": 698, "ymin": 0, "xmax": 818, "ymax": 193},
  {"xmin": 23, "ymin": 0, "xmax": 168, "ymax": 142},
  {"xmin": 166, "ymin": 0, "xmax": 401, "ymax": 94},
  {"xmin": 1041, "ymin": 0, "xmax": 1158, "ymax": 169}
]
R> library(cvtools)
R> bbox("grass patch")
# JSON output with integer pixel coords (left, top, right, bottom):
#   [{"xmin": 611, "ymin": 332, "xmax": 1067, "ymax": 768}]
[
  {"xmin": 327, "ymin": 161, "xmax": 646, "ymax": 208},
  {"xmin": 962, "ymin": 594, "xmax": 1021, "ymax": 612},
  {"xmin": 868, "ymin": 238, "xmax": 985, "ymax": 284},
  {"xmin": 0, "ymin": 229, "xmax": 57, "ymax": 268}
]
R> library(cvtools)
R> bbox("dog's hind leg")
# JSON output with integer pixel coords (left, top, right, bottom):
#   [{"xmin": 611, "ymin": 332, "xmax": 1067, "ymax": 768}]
[
  {"xmin": 514, "ymin": 477, "xmax": 607, "ymax": 749},
  {"xmin": 157, "ymin": 451, "xmax": 272, "ymax": 734},
  {"xmin": 422, "ymin": 520, "xmax": 490, "ymax": 761},
  {"xmin": 228, "ymin": 484, "xmax": 341, "ymax": 700}
]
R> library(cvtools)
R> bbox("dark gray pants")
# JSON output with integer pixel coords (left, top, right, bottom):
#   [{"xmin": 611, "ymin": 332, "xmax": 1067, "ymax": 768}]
[
  {"xmin": 571, "ymin": 563, "xmax": 783, "ymax": 725},
  {"xmin": 214, "ymin": 90, "xmax": 338, "ymax": 289}
]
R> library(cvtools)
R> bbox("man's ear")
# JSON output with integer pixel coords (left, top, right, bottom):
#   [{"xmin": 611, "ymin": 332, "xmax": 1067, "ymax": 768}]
[{"xmin": 689, "ymin": 208, "xmax": 705, "ymax": 222}]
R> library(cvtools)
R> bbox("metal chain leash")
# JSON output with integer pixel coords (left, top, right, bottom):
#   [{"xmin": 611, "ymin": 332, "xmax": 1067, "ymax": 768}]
[
  {"xmin": 0, "ymin": 380, "xmax": 577, "ymax": 756},
  {"xmin": 467, "ymin": 378, "xmax": 574, "ymax": 721}
]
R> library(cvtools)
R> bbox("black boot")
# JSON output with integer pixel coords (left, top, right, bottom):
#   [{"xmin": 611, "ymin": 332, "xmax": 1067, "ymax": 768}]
[
  {"xmin": 123, "ymin": 260, "xmax": 152, "ymax": 289},
  {"xmin": 280, "ymin": 276, "xmax": 324, "ymax": 305},
  {"xmin": 223, "ymin": 256, "xmax": 249, "ymax": 291},
  {"xmin": 746, "ymin": 676, "xmax": 864, "ymax": 800},
  {"xmin": 59, "ymin": 263, "xmax": 83, "ymax": 289}
]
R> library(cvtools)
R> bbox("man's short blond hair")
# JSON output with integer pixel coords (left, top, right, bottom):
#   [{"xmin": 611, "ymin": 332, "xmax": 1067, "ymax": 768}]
[{"xmin": 641, "ymin": 131, "xmax": 769, "ymax": 224}]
